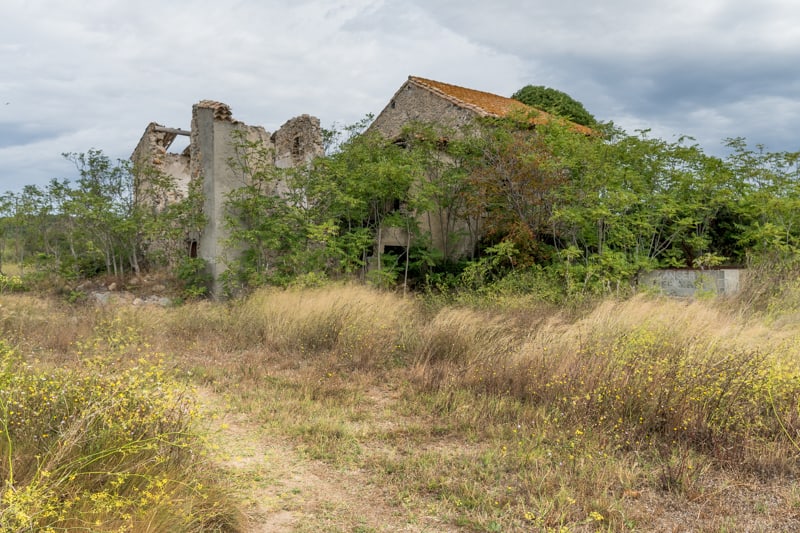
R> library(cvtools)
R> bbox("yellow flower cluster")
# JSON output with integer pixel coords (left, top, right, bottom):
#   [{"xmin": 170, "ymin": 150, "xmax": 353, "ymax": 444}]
[
  {"xmin": 0, "ymin": 321, "xmax": 228, "ymax": 531},
  {"xmin": 0, "ymin": 273, "xmax": 26, "ymax": 293}
]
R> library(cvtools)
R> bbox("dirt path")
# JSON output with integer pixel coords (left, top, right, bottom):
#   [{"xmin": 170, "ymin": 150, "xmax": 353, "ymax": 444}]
[{"xmin": 195, "ymin": 386, "xmax": 455, "ymax": 533}]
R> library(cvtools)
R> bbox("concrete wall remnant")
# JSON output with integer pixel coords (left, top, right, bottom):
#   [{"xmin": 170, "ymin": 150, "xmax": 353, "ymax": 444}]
[
  {"xmin": 638, "ymin": 268, "xmax": 742, "ymax": 297},
  {"xmin": 132, "ymin": 100, "xmax": 323, "ymax": 296}
]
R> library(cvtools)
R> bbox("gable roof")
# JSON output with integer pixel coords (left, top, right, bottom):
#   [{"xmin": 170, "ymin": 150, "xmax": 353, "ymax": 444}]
[{"xmin": 408, "ymin": 76, "xmax": 593, "ymax": 134}]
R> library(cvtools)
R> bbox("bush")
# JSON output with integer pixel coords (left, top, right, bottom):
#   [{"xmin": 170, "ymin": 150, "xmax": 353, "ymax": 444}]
[
  {"xmin": 175, "ymin": 257, "xmax": 212, "ymax": 299},
  {"xmin": 0, "ymin": 273, "xmax": 26, "ymax": 293},
  {"xmin": 0, "ymin": 335, "xmax": 243, "ymax": 531}
]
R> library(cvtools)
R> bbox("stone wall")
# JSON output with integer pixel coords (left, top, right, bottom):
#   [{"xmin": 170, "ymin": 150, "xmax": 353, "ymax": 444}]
[
  {"xmin": 273, "ymin": 114, "xmax": 323, "ymax": 169},
  {"xmin": 131, "ymin": 122, "xmax": 191, "ymax": 209},
  {"xmin": 369, "ymin": 79, "xmax": 478, "ymax": 140}
]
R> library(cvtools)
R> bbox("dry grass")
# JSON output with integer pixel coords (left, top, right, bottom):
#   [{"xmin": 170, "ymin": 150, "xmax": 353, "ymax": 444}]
[
  {"xmin": 2, "ymin": 286, "xmax": 799, "ymax": 531},
  {"xmin": 232, "ymin": 285, "xmax": 418, "ymax": 368},
  {"xmin": 0, "ymin": 295, "xmax": 98, "ymax": 355}
]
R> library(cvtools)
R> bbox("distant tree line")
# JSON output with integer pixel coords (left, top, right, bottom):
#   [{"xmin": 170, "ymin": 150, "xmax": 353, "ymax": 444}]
[{"xmin": 0, "ymin": 149, "xmax": 204, "ymax": 291}]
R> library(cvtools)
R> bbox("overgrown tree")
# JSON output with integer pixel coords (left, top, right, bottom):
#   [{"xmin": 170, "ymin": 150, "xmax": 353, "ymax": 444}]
[
  {"xmin": 512, "ymin": 85, "xmax": 597, "ymax": 127},
  {"xmin": 63, "ymin": 150, "xmax": 139, "ymax": 276}
]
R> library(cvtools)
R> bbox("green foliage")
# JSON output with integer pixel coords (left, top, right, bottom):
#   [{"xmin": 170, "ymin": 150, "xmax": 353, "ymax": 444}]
[
  {"xmin": 216, "ymin": 114, "xmax": 800, "ymax": 298},
  {"xmin": 135, "ymin": 163, "xmax": 207, "ymax": 271},
  {"xmin": 2, "ymin": 104, "xmax": 799, "ymax": 302},
  {"xmin": 175, "ymin": 257, "xmax": 211, "ymax": 299},
  {"xmin": 460, "ymin": 241, "xmax": 520, "ymax": 291},
  {"xmin": 512, "ymin": 85, "xmax": 597, "ymax": 127},
  {"xmin": 222, "ymin": 130, "xmax": 319, "ymax": 289},
  {"xmin": 62, "ymin": 150, "xmax": 140, "ymax": 277},
  {"xmin": 0, "ymin": 149, "xmax": 205, "ymax": 289},
  {"xmin": 0, "ymin": 150, "xmax": 187, "ymax": 284},
  {"xmin": 223, "ymin": 121, "xmax": 426, "ymax": 291},
  {"xmin": 65, "ymin": 289, "xmax": 87, "ymax": 304}
]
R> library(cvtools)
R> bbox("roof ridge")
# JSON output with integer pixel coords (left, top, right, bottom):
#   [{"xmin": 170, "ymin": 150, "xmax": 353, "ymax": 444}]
[
  {"xmin": 408, "ymin": 75, "xmax": 551, "ymax": 120},
  {"xmin": 408, "ymin": 76, "xmax": 495, "ymax": 117},
  {"xmin": 410, "ymin": 76, "xmax": 517, "ymax": 102},
  {"xmin": 408, "ymin": 76, "xmax": 593, "ymax": 135}
]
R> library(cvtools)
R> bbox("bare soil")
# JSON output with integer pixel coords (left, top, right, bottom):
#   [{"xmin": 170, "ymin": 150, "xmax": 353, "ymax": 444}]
[{"xmin": 196, "ymin": 386, "xmax": 460, "ymax": 533}]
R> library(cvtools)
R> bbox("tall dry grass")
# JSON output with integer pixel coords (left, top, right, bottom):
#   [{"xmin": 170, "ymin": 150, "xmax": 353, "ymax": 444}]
[
  {"xmin": 0, "ymin": 295, "xmax": 98, "ymax": 355},
  {"xmin": 129, "ymin": 285, "xmax": 798, "ymax": 476},
  {"xmin": 230, "ymin": 284, "xmax": 419, "ymax": 368},
  {"xmin": 4, "ymin": 286, "xmax": 796, "ymax": 475},
  {"xmin": 410, "ymin": 295, "xmax": 800, "ymax": 473},
  {"xmin": 3, "ymin": 285, "xmax": 799, "ymax": 530}
]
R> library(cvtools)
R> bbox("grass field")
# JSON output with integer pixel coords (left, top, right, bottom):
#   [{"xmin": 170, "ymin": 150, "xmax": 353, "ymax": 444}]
[{"xmin": 1, "ymin": 285, "xmax": 799, "ymax": 531}]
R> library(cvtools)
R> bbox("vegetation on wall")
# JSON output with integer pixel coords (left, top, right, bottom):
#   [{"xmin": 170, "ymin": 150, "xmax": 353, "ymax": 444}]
[
  {"xmin": 0, "ymin": 108, "xmax": 798, "ymax": 303},
  {"xmin": 220, "ymin": 113, "xmax": 800, "ymax": 299}
]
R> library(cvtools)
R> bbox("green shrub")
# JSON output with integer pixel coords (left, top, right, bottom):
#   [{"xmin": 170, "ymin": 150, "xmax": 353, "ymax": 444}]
[
  {"xmin": 175, "ymin": 257, "xmax": 212, "ymax": 299},
  {"xmin": 0, "ymin": 273, "xmax": 26, "ymax": 293}
]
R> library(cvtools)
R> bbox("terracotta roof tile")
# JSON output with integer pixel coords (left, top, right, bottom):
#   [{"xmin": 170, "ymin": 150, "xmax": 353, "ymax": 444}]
[
  {"xmin": 195, "ymin": 100, "xmax": 234, "ymax": 122},
  {"xmin": 408, "ymin": 76, "xmax": 592, "ymax": 134}
]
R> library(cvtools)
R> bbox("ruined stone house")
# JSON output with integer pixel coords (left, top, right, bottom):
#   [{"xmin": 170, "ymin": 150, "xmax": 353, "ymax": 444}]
[
  {"xmin": 131, "ymin": 100, "xmax": 323, "ymax": 294},
  {"xmin": 369, "ymin": 76, "xmax": 583, "ymax": 140},
  {"xmin": 131, "ymin": 78, "xmax": 586, "ymax": 293},
  {"xmin": 367, "ymin": 75, "xmax": 592, "ymax": 262}
]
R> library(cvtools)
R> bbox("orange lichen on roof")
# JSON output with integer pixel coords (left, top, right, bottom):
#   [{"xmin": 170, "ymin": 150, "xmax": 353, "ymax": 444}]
[{"xmin": 408, "ymin": 76, "xmax": 593, "ymax": 134}]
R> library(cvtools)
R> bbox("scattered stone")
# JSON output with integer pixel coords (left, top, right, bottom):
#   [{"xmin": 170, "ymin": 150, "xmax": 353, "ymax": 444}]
[
  {"xmin": 132, "ymin": 298, "xmax": 143, "ymax": 306},
  {"xmin": 92, "ymin": 292, "xmax": 110, "ymax": 305},
  {"xmin": 152, "ymin": 284, "xmax": 166, "ymax": 293},
  {"xmin": 108, "ymin": 282, "xmax": 118, "ymax": 291}
]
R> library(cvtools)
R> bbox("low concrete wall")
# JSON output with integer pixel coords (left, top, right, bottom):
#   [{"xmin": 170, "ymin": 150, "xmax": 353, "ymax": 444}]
[{"xmin": 639, "ymin": 269, "xmax": 742, "ymax": 297}]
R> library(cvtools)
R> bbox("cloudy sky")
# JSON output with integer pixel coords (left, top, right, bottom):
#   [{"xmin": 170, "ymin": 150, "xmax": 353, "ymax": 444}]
[{"xmin": 1, "ymin": 0, "xmax": 798, "ymax": 192}]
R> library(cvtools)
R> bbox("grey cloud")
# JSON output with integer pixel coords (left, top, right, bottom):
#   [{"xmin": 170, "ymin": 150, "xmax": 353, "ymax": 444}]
[
  {"xmin": 0, "ymin": 0, "xmax": 798, "ymax": 192},
  {"xmin": 0, "ymin": 123, "xmax": 65, "ymax": 149},
  {"xmin": 406, "ymin": 0, "xmax": 800, "ymax": 153}
]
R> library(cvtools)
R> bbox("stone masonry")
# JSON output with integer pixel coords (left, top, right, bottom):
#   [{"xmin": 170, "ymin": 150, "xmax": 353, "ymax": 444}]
[{"xmin": 132, "ymin": 101, "xmax": 323, "ymax": 296}]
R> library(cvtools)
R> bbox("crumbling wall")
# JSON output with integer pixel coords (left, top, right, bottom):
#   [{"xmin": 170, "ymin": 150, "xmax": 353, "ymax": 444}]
[
  {"xmin": 133, "ymin": 99, "xmax": 323, "ymax": 296},
  {"xmin": 273, "ymin": 114, "xmax": 324, "ymax": 168},
  {"xmin": 132, "ymin": 122, "xmax": 191, "ymax": 210}
]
